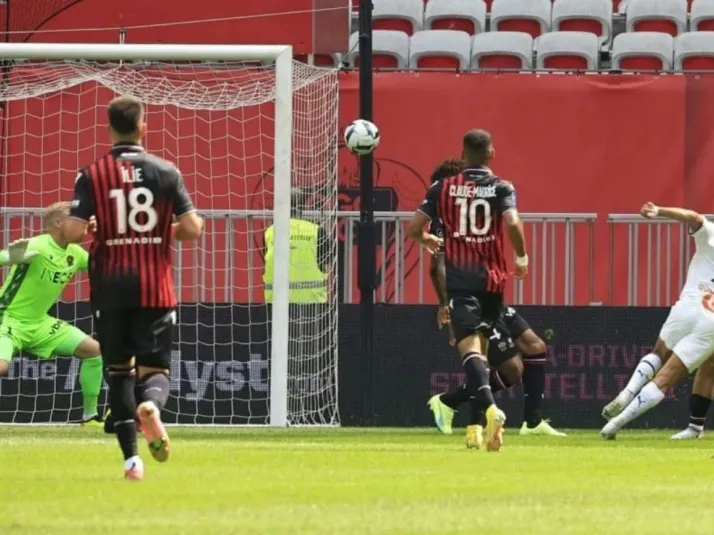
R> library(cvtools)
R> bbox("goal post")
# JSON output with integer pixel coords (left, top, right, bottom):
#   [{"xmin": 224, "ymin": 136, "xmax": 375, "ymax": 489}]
[{"xmin": 0, "ymin": 43, "xmax": 339, "ymax": 427}]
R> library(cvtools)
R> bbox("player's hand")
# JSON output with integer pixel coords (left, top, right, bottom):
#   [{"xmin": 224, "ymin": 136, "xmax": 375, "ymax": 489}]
[
  {"xmin": 514, "ymin": 265, "xmax": 528, "ymax": 280},
  {"xmin": 87, "ymin": 216, "xmax": 97, "ymax": 234},
  {"xmin": 8, "ymin": 238, "xmax": 37, "ymax": 264},
  {"xmin": 437, "ymin": 305, "xmax": 450, "ymax": 329},
  {"xmin": 421, "ymin": 233, "xmax": 443, "ymax": 255},
  {"xmin": 640, "ymin": 202, "xmax": 659, "ymax": 219}
]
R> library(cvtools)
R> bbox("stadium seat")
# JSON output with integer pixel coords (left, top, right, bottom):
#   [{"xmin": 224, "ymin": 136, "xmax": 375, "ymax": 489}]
[
  {"xmin": 470, "ymin": 32, "xmax": 534, "ymax": 70},
  {"xmin": 490, "ymin": 0, "xmax": 551, "ymax": 38},
  {"xmin": 675, "ymin": 32, "xmax": 714, "ymax": 71},
  {"xmin": 408, "ymin": 30, "xmax": 471, "ymax": 69},
  {"xmin": 535, "ymin": 32, "xmax": 600, "ymax": 70},
  {"xmin": 691, "ymin": 0, "xmax": 714, "ymax": 31},
  {"xmin": 347, "ymin": 30, "xmax": 410, "ymax": 68},
  {"xmin": 294, "ymin": 54, "xmax": 343, "ymax": 67},
  {"xmin": 424, "ymin": 0, "xmax": 487, "ymax": 35},
  {"xmin": 551, "ymin": 0, "xmax": 613, "ymax": 46},
  {"xmin": 611, "ymin": 32, "xmax": 674, "ymax": 71},
  {"xmin": 625, "ymin": 0, "xmax": 687, "ymax": 37},
  {"xmin": 372, "ymin": 0, "xmax": 424, "ymax": 35}
]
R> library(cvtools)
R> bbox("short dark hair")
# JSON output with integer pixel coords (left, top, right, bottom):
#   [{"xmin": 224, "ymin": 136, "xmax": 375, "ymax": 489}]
[
  {"xmin": 462, "ymin": 129, "xmax": 492, "ymax": 158},
  {"xmin": 430, "ymin": 158, "xmax": 465, "ymax": 183},
  {"xmin": 108, "ymin": 95, "xmax": 144, "ymax": 136}
]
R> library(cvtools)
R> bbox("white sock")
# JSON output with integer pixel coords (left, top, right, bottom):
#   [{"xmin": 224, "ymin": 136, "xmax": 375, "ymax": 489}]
[
  {"xmin": 615, "ymin": 382, "xmax": 665, "ymax": 428},
  {"xmin": 623, "ymin": 353, "xmax": 662, "ymax": 398},
  {"xmin": 124, "ymin": 455, "xmax": 143, "ymax": 472}
]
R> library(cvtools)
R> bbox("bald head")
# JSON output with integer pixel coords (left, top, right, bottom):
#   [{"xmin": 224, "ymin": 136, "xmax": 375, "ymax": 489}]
[{"xmin": 462, "ymin": 129, "xmax": 493, "ymax": 167}]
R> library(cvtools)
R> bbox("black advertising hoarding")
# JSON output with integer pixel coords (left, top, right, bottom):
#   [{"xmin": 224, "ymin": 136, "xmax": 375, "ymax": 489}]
[{"xmin": 0, "ymin": 304, "xmax": 701, "ymax": 429}]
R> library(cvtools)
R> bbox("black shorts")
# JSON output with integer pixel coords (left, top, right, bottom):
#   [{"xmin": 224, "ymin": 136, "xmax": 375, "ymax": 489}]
[
  {"xmin": 503, "ymin": 306, "xmax": 531, "ymax": 340},
  {"xmin": 486, "ymin": 315, "xmax": 519, "ymax": 367},
  {"xmin": 95, "ymin": 307, "xmax": 175, "ymax": 369},
  {"xmin": 448, "ymin": 292, "xmax": 504, "ymax": 346}
]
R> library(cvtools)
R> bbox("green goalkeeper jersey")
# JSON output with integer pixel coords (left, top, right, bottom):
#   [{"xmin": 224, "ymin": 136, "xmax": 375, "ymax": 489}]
[{"xmin": 0, "ymin": 234, "xmax": 88, "ymax": 322}]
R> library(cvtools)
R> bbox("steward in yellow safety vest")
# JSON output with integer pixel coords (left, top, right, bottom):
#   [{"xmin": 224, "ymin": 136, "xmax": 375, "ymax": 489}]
[{"xmin": 263, "ymin": 189, "xmax": 327, "ymax": 304}]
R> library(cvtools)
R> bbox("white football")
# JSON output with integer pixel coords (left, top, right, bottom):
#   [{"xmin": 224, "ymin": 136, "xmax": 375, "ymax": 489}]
[{"xmin": 344, "ymin": 119, "xmax": 380, "ymax": 155}]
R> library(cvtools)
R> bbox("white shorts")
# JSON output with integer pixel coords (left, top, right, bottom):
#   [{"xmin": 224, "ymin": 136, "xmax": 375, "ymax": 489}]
[{"xmin": 659, "ymin": 297, "xmax": 701, "ymax": 350}]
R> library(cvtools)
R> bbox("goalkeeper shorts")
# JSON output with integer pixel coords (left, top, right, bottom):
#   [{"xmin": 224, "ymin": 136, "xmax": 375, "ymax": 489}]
[{"xmin": 0, "ymin": 314, "xmax": 88, "ymax": 361}]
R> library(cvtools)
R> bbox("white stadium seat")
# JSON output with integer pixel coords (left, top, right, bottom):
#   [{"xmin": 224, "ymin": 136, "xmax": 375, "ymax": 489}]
[
  {"xmin": 424, "ymin": 0, "xmax": 487, "ymax": 35},
  {"xmin": 372, "ymin": 0, "xmax": 424, "ymax": 35},
  {"xmin": 675, "ymin": 32, "xmax": 714, "ymax": 71},
  {"xmin": 535, "ymin": 32, "xmax": 600, "ymax": 70},
  {"xmin": 490, "ymin": 0, "xmax": 552, "ymax": 38},
  {"xmin": 347, "ymin": 30, "xmax": 410, "ymax": 68},
  {"xmin": 409, "ymin": 30, "xmax": 472, "ymax": 69},
  {"xmin": 691, "ymin": 0, "xmax": 714, "ymax": 31},
  {"xmin": 551, "ymin": 0, "xmax": 613, "ymax": 46},
  {"xmin": 470, "ymin": 31, "xmax": 534, "ymax": 70},
  {"xmin": 625, "ymin": 0, "xmax": 687, "ymax": 36},
  {"xmin": 611, "ymin": 32, "xmax": 674, "ymax": 71}
]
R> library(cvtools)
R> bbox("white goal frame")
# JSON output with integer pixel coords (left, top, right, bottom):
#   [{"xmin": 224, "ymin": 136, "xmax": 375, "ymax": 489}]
[{"xmin": 0, "ymin": 43, "xmax": 296, "ymax": 427}]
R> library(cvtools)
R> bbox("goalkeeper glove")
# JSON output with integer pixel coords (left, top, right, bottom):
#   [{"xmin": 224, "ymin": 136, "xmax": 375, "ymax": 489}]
[{"xmin": 7, "ymin": 238, "xmax": 38, "ymax": 264}]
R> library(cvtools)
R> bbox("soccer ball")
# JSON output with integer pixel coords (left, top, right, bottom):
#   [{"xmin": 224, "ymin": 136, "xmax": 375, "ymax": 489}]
[{"xmin": 344, "ymin": 119, "xmax": 380, "ymax": 155}]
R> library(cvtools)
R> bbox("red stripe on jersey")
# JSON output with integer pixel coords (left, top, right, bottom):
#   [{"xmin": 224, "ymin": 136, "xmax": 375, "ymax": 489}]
[
  {"xmin": 105, "ymin": 153, "xmax": 124, "ymax": 280},
  {"xmin": 95, "ymin": 158, "xmax": 114, "ymax": 279},
  {"xmin": 160, "ymin": 199, "xmax": 176, "ymax": 307}
]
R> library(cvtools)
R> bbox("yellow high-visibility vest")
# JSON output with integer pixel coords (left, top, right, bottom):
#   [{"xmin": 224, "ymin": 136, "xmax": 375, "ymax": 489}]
[{"xmin": 263, "ymin": 219, "xmax": 327, "ymax": 304}]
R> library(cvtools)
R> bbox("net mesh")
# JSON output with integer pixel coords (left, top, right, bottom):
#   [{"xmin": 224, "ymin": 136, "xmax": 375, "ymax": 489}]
[{"xmin": 0, "ymin": 58, "xmax": 340, "ymax": 426}]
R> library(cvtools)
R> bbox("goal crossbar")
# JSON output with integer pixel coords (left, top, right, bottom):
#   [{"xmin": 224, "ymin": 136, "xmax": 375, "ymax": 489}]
[{"xmin": 0, "ymin": 42, "xmax": 295, "ymax": 427}]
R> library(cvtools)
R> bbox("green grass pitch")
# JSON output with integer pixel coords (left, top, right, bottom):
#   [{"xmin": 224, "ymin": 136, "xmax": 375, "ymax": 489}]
[{"xmin": 2, "ymin": 427, "xmax": 714, "ymax": 535}]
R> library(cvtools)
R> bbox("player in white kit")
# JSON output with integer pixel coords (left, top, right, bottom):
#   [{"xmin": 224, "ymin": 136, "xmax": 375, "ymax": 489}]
[{"xmin": 601, "ymin": 202, "xmax": 714, "ymax": 439}]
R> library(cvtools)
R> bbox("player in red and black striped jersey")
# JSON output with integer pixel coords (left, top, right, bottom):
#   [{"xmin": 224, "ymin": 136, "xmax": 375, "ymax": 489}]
[
  {"xmin": 425, "ymin": 158, "xmax": 566, "ymax": 444},
  {"xmin": 408, "ymin": 130, "xmax": 528, "ymax": 451},
  {"xmin": 65, "ymin": 95, "xmax": 203, "ymax": 480}
]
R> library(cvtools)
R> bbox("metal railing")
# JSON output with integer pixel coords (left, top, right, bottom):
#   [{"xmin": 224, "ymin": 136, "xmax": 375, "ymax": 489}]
[
  {"xmin": 608, "ymin": 214, "xmax": 696, "ymax": 306},
  {"xmin": 0, "ymin": 208, "xmax": 597, "ymax": 305}
]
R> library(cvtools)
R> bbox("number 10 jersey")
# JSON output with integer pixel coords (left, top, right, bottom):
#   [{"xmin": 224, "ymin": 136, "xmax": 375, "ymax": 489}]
[
  {"xmin": 418, "ymin": 166, "xmax": 516, "ymax": 295},
  {"xmin": 70, "ymin": 143, "xmax": 196, "ymax": 309}
]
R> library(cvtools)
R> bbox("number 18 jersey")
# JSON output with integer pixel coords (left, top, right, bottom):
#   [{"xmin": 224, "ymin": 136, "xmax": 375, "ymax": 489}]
[
  {"xmin": 69, "ymin": 143, "xmax": 196, "ymax": 310},
  {"xmin": 418, "ymin": 166, "xmax": 516, "ymax": 295}
]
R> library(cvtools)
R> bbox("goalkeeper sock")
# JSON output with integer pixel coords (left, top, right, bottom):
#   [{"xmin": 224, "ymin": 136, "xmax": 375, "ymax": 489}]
[
  {"xmin": 108, "ymin": 368, "xmax": 138, "ymax": 461},
  {"xmin": 79, "ymin": 356, "xmax": 102, "ymax": 419},
  {"xmin": 139, "ymin": 372, "xmax": 171, "ymax": 411}
]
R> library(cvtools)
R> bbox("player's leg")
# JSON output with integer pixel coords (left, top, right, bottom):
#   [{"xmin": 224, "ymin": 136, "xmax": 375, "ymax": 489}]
[
  {"xmin": 0, "ymin": 318, "xmax": 22, "ymax": 377},
  {"xmin": 450, "ymin": 293, "xmax": 506, "ymax": 451},
  {"xmin": 602, "ymin": 313, "xmax": 714, "ymax": 439},
  {"xmin": 603, "ymin": 299, "xmax": 697, "ymax": 420},
  {"xmin": 132, "ymin": 308, "xmax": 175, "ymax": 463},
  {"xmin": 671, "ymin": 354, "xmax": 714, "ymax": 439},
  {"xmin": 95, "ymin": 310, "xmax": 143, "ymax": 480},
  {"xmin": 40, "ymin": 318, "xmax": 104, "ymax": 425},
  {"xmin": 512, "ymin": 321, "xmax": 566, "ymax": 437}
]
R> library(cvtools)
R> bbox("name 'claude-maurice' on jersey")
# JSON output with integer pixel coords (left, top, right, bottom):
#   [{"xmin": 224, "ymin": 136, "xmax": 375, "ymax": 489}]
[
  {"xmin": 418, "ymin": 167, "xmax": 516, "ymax": 294},
  {"xmin": 70, "ymin": 143, "xmax": 196, "ymax": 310}
]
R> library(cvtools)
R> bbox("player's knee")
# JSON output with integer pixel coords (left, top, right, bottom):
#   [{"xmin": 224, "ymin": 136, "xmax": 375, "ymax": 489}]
[
  {"xmin": 138, "ymin": 366, "xmax": 169, "ymax": 379},
  {"xmin": 0, "ymin": 359, "xmax": 9, "ymax": 376},
  {"xmin": 499, "ymin": 357, "xmax": 523, "ymax": 384},
  {"xmin": 75, "ymin": 337, "xmax": 101, "ymax": 359},
  {"xmin": 653, "ymin": 339, "xmax": 672, "ymax": 361},
  {"xmin": 519, "ymin": 332, "xmax": 546, "ymax": 356}
]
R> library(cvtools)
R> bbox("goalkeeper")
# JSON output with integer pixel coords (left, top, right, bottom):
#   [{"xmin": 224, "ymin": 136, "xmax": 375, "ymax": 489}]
[{"xmin": 0, "ymin": 202, "xmax": 103, "ymax": 426}]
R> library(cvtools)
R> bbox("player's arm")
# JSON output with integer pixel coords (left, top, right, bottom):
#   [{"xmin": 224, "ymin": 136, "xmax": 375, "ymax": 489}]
[
  {"xmin": 170, "ymin": 169, "xmax": 203, "ymax": 241},
  {"xmin": 501, "ymin": 182, "xmax": 528, "ymax": 278},
  {"xmin": 407, "ymin": 182, "xmax": 442, "ymax": 254},
  {"xmin": 0, "ymin": 238, "xmax": 39, "ymax": 266},
  {"xmin": 65, "ymin": 170, "xmax": 94, "ymax": 244},
  {"xmin": 641, "ymin": 202, "xmax": 705, "ymax": 233}
]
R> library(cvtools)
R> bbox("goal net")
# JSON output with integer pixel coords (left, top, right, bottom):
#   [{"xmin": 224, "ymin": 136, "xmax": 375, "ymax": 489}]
[{"xmin": 0, "ymin": 44, "xmax": 340, "ymax": 426}]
